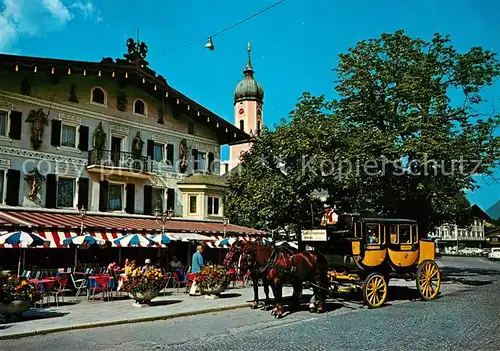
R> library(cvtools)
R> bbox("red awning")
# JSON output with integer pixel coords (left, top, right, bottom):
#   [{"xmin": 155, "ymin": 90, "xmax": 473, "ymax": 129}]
[{"xmin": 0, "ymin": 210, "xmax": 266, "ymax": 236}]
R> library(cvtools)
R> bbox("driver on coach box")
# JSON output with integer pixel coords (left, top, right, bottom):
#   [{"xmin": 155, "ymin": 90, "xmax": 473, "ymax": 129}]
[{"xmin": 320, "ymin": 204, "xmax": 338, "ymax": 226}]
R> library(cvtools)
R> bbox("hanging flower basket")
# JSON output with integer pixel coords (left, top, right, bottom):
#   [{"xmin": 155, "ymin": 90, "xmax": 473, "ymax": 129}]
[
  {"xmin": 195, "ymin": 265, "xmax": 231, "ymax": 296},
  {"xmin": 122, "ymin": 268, "xmax": 164, "ymax": 305}
]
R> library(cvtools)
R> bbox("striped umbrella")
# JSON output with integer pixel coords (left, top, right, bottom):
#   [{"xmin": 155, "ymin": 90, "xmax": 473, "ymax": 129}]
[
  {"xmin": 61, "ymin": 235, "xmax": 106, "ymax": 246},
  {"xmin": 216, "ymin": 237, "xmax": 237, "ymax": 247},
  {"xmin": 114, "ymin": 234, "xmax": 156, "ymax": 247},
  {"xmin": 0, "ymin": 231, "xmax": 49, "ymax": 277},
  {"xmin": 149, "ymin": 233, "xmax": 174, "ymax": 245}
]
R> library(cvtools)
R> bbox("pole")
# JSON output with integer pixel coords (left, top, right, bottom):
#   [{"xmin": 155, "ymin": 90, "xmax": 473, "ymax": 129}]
[
  {"xmin": 310, "ymin": 202, "xmax": 314, "ymax": 229},
  {"xmin": 74, "ymin": 246, "xmax": 78, "ymax": 268},
  {"xmin": 17, "ymin": 248, "xmax": 22, "ymax": 278}
]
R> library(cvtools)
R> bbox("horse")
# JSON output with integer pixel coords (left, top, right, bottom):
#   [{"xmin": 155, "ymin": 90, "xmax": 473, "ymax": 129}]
[
  {"xmin": 224, "ymin": 241, "xmax": 304, "ymax": 310},
  {"xmin": 257, "ymin": 248, "xmax": 329, "ymax": 318}
]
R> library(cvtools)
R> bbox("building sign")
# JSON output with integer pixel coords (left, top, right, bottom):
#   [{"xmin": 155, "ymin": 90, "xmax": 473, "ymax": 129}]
[{"xmin": 301, "ymin": 229, "xmax": 327, "ymax": 241}]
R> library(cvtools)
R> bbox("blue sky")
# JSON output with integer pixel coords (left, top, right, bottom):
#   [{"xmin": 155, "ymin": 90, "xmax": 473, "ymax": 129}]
[{"xmin": 1, "ymin": 0, "xmax": 499, "ymax": 211}]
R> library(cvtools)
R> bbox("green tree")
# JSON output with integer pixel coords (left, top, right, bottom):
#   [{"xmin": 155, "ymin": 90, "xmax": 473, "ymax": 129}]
[{"xmin": 226, "ymin": 31, "xmax": 500, "ymax": 236}]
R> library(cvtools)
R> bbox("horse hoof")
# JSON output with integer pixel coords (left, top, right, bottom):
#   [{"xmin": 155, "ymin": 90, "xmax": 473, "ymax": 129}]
[
  {"xmin": 270, "ymin": 310, "xmax": 276, "ymax": 316},
  {"xmin": 309, "ymin": 308, "xmax": 316, "ymax": 313},
  {"xmin": 274, "ymin": 313, "xmax": 282, "ymax": 319},
  {"xmin": 251, "ymin": 304, "xmax": 258, "ymax": 310}
]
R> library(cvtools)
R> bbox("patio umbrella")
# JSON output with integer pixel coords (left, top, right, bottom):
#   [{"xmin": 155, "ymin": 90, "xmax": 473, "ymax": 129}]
[
  {"xmin": 60, "ymin": 235, "xmax": 108, "ymax": 268},
  {"xmin": 216, "ymin": 237, "xmax": 237, "ymax": 247},
  {"xmin": 149, "ymin": 233, "xmax": 174, "ymax": 245},
  {"xmin": 114, "ymin": 234, "xmax": 156, "ymax": 247},
  {"xmin": 0, "ymin": 231, "xmax": 49, "ymax": 277}
]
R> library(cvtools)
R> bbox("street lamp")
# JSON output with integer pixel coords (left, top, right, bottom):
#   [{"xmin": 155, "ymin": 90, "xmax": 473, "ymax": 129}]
[
  {"xmin": 79, "ymin": 206, "xmax": 87, "ymax": 235},
  {"xmin": 223, "ymin": 217, "xmax": 229, "ymax": 237},
  {"xmin": 155, "ymin": 207, "xmax": 174, "ymax": 234}
]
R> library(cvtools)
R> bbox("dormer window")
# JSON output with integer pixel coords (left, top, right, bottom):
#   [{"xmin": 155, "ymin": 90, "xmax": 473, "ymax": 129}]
[
  {"xmin": 134, "ymin": 99, "xmax": 147, "ymax": 116},
  {"xmin": 91, "ymin": 87, "xmax": 106, "ymax": 105}
]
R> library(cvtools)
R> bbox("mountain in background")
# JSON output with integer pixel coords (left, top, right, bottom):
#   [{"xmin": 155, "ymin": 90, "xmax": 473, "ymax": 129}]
[{"xmin": 486, "ymin": 200, "xmax": 500, "ymax": 220}]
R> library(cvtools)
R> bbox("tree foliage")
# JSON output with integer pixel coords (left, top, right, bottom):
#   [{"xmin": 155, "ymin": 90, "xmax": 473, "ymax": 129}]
[{"xmin": 226, "ymin": 30, "xmax": 500, "ymax": 235}]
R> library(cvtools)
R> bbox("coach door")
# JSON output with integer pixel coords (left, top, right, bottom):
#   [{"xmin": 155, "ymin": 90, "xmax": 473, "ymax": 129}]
[
  {"xmin": 388, "ymin": 223, "xmax": 419, "ymax": 268},
  {"xmin": 361, "ymin": 223, "xmax": 387, "ymax": 267}
]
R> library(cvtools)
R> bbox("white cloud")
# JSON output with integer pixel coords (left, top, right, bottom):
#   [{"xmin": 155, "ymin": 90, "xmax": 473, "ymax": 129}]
[
  {"xmin": 0, "ymin": 0, "xmax": 102, "ymax": 52},
  {"xmin": 71, "ymin": 1, "xmax": 102, "ymax": 22}
]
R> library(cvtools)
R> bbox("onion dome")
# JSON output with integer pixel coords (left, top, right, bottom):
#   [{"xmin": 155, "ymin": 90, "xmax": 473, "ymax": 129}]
[{"xmin": 234, "ymin": 42, "xmax": 264, "ymax": 104}]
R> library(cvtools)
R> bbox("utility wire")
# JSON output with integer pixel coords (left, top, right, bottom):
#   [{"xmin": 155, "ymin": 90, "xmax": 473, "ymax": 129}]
[{"xmin": 159, "ymin": 0, "xmax": 286, "ymax": 56}]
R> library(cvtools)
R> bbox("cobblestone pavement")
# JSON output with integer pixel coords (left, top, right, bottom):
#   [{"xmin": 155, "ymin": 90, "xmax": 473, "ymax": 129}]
[{"xmin": 2, "ymin": 257, "xmax": 500, "ymax": 351}]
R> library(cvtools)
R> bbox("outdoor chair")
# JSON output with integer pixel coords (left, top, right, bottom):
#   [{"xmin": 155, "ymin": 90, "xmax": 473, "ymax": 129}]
[
  {"xmin": 51, "ymin": 277, "xmax": 69, "ymax": 306},
  {"xmin": 71, "ymin": 273, "xmax": 87, "ymax": 300},
  {"xmin": 173, "ymin": 271, "xmax": 191, "ymax": 293},
  {"xmin": 162, "ymin": 272, "xmax": 175, "ymax": 295},
  {"xmin": 88, "ymin": 275, "xmax": 111, "ymax": 301},
  {"xmin": 35, "ymin": 280, "xmax": 57, "ymax": 308}
]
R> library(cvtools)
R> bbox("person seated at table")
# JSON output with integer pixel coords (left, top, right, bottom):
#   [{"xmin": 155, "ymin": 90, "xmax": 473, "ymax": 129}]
[
  {"xmin": 107, "ymin": 261, "xmax": 120, "ymax": 271},
  {"xmin": 169, "ymin": 256, "xmax": 182, "ymax": 270},
  {"xmin": 141, "ymin": 259, "xmax": 152, "ymax": 273}
]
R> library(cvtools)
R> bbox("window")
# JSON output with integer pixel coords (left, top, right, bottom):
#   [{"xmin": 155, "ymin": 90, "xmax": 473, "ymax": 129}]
[
  {"xmin": 208, "ymin": 197, "xmax": 220, "ymax": 215},
  {"xmin": 57, "ymin": 178, "xmax": 74, "ymax": 208},
  {"xmin": 152, "ymin": 188, "xmax": 164, "ymax": 212},
  {"xmin": 189, "ymin": 195, "xmax": 197, "ymax": 214},
  {"xmin": 91, "ymin": 87, "xmax": 105, "ymax": 105},
  {"xmin": 134, "ymin": 99, "xmax": 146, "ymax": 116},
  {"xmin": 153, "ymin": 143, "xmax": 164, "ymax": 162},
  {"xmin": 257, "ymin": 120, "xmax": 261, "ymax": 135},
  {"xmin": 239, "ymin": 120, "xmax": 244, "ymax": 130},
  {"xmin": 199, "ymin": 152, "xmax": 207, "ymax": 171},
  {"xmin": 390, "ymin": 225, "xmax": 398, "ymax": 244},
  {"xmin": 411, "ymin": 224, "xmax": 418, "ymax": 243},
  {"xmin": 166, "ymin": 144, "xmax": 174, "ymax": 166},
  {"xmin": 0, "ymin": 111, "xmax": 7, "ymax": 136},
  {"xmin": 366, "ymin": 224, "xmax": 380, "ymax": 244},
  {"xmin": 399, "ymin": 225, "xmax": 411, "ymax": 244},
  {"xmin": 61, "ymin": 124, "xmax": 77, "ymax": 148},
  {"xmin": 108, "ymin": 184, "xmax": 123, "ymax": 211}
]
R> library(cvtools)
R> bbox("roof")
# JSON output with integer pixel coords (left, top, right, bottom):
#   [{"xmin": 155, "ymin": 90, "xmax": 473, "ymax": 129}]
[
  {"xmin": 0, "ymin": 52, "xmax": 250, "ymax": 145},
  {"xmin": 234, "ymin": 46, "xmax": 264, "ymax": 104},
  {"xmin": 486, "ymin": 201, "xmax": 500, "ymax": 220},
  {"xmin": 178, "ymin": 173, "xmax": 227, "ymax": 187},
  {"xmin": 0, "ymin": 210, "xmax": 264, "ymax": 236},
  {"xmin": 221, "ymin": 163, "xmax": 241, "ymax": 180},
  {"xmin": 360, "ymin": 218, "xmax": 418, "ymax": 224},
  {"xmin": 470, "ymin": 204, "xmax": 492, "ymax": 222}
]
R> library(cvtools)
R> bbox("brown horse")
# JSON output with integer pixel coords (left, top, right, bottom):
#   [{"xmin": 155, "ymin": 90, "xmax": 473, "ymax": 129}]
[
  {"xmin": 224, "ymin": 241, "xmax": 304, "ymax": 310},
  {"xmin": 262, "ymin": 248, "xmax": 329, "ymax": 318}
]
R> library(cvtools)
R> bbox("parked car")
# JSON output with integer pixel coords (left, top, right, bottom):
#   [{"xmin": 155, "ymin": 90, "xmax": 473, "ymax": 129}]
[
  {"xmin": 481, "ymin": 248, "xmax": 491, "ymax": 256},
  {"xmin": 488, "ymin": 248, "xmax": 500, "ymax": 260}
]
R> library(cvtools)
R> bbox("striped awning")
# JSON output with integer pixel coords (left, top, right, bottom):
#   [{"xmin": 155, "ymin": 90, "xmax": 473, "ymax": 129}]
[{"xmin": 204, "ymin": 235, "xmax": 256, "ymax": 248}]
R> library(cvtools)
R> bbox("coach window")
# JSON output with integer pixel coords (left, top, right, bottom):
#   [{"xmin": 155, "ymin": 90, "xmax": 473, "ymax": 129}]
[
  {"xmin": 399, "ymin": 224, "xmax": 411, "ymax": 244},
  {"xmin": 411, "ymin": 224, "xmax": 418, "ymax": 244},
  {"xmin": 390, "ymin": 225, "xmax": 398, "ymax": 244},
  {"xmin": 354, "ymin": 222, "xmax": 362, "ymax": 239},
  {"xmin": 366, "ymin": 224, "xmax": 380, "ymax": 245}
]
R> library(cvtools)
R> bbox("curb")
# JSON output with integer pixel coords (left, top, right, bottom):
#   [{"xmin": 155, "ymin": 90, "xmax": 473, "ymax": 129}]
[{"xmin": 0, "ymin": 302, "xmax": 252, "ymax": 340}]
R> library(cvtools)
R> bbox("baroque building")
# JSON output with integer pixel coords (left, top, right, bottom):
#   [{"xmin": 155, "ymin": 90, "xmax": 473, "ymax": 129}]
[{"xmin": 0, "ymin": 40, "xmax": 264, "ymax": 256}]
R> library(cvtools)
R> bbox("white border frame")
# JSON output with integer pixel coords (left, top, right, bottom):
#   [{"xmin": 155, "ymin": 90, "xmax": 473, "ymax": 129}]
[{"xmin": 90, "ymin": 86, "xmax": 107, "ymax": 107}]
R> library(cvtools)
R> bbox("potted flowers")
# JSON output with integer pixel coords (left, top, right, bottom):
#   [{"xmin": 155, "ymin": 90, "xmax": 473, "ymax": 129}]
[
  {"xmin": 122, "ymin": 268, "xmax": 164, "ymax": 306},
  {"xmin": 0, "ymin": 275, "xmax": 42, "ymax": 320},
  {"xmin": 195, "ymin": 265, "xmax": 231, "ymax": 297}
]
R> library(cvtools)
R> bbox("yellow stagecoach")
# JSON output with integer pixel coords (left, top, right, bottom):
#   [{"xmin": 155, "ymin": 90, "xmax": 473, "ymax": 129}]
[{"xmin": 301, "ymin": 214, "xmax": 441, "ymax": 308}]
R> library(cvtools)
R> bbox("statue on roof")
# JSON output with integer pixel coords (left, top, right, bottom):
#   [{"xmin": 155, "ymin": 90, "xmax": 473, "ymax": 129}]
[{"xmin": 124, "ymin": 38, "xmax": 148, "ymax": 63}]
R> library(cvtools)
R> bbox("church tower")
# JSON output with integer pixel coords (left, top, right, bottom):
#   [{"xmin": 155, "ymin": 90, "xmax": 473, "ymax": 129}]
[{"xmin": 227, "ymin": 42, "xmax": 264, "ymax": 173}]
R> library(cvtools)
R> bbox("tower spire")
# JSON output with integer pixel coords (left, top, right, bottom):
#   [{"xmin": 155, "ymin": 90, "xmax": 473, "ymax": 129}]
[{"xmin": 244, "ymin": 41, "xmax": 254, "ymax": 75}]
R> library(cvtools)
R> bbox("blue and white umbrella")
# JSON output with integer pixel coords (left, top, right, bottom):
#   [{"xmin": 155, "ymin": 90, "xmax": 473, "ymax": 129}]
[
  {"xmin": 0, "ymin": 231, "xmax": 49, "ymax": 247},
  {"xmin": 114, "ymin": 234, "xmax": 156, "ymax": 247},
  {"xmin": 149, "ymin": 233, "xmax": 174, "ymax": 245},
  {"xmin": 61, "ymin": 235, "xmax": 106, "ymax": 247},
  {"xmin": 0, "ymin": 231, "xmax": 49, "ymax": 277},
  {"xmin": 216, "ymin": 237, "xmax": 237, "ymax": 247}
]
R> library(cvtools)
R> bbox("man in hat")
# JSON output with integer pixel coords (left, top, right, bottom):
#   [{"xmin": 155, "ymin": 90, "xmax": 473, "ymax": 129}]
[
  {"xmin": 141, "ymin": 258, "xmax": 152, "ymax": 273},
  {"xmin": 320, "ymin": 204, "xmax": 338, "ymax": 226}
]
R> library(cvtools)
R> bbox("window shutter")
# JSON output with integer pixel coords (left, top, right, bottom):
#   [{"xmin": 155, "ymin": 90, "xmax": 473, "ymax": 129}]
[
  {"xmin": 51, "ymin": 119, "xmax": 62, "ymax": 146},
  {"xmin": 207, "ymin": 197, "xmax": 213, "ymax": 215},
  {"xmin": 208, "ymin": 152, "xmax": 214, "ymax": 173},
  {"xmin": 167, "ymin": 188, "xmax": 175, "ymax": 212},
  {"xmin": 143, "ymin": 185, "xmax": 153, "ymax": 215},
  {"xmin": 78, "ymin": 125, "xmax": 89, "ymax": 151},
  {"xmin": 45, "ymin": 174, "xmax": 57, "ymax": 208},
  {"xmin": 5, "ymin": 169, "xmax": 20, "ymax": 206},
  {"xmin": 8, "ymin": 111, "xmax": 22, "ymax": 140},
  {"xmin": 214, "ymin": 197, "xmax": 220, "ymax": 215},
  {"xmin": 147, "ymin": 139, "xmax": 154, "ymax": 159},
  {"xmin": 99, "ymin": 180, "xmax": 109, "ymax": 212},
  {"xmin": 192, "ymin": 149, "xmax": 198, "ymax": 171},
  {"xmin": 126, "ymin": 183, "xmax": 135, "ymax": 214},
  {"xmin": 77, "ymin": 178, "xmax": 89, "ymax": 210},
  {"xmin": 166, "ymin": 144, "xmax": 174, "ymax": 166}
]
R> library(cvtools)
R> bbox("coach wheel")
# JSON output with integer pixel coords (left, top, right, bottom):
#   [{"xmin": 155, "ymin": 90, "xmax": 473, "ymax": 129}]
[
  {"xmin": 362, "ymin": 272, "xmax": 387, "ymax": 308},
  {"xmin": 416, "ymin": 260, "xmax": 441, "ymax": 301}
]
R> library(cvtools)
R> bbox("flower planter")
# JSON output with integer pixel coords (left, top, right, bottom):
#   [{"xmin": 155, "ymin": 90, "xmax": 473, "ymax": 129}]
[
  {"xmin": 128, "ymin": 290, "xmax": 159, "ymax": 306},
  {"xmin": 199, "ymin": 284, "xmax": 226, "ymax": 298},
  {"xmin": 0, "ymin": 300, "xmax": 31, "ymax": 321}
]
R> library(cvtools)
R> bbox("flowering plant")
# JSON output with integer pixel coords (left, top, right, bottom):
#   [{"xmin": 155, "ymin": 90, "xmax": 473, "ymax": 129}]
[
  {"xmin": 122, "ymin": 268, "xmax": 164, "ymax": 294},
  {"xmin": 195, "ymin": 265, "xmax": 231, "ymax": 290},
  {"xmin": 0, "ymin": 275, "xmax": 42, "ymax": 305}
]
